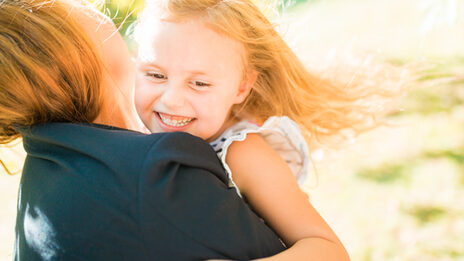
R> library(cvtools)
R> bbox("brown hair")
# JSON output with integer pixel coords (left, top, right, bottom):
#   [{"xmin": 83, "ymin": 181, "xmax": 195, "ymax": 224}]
[
  {"xmin": 0, "ymin": 0, "xmax": 103, "ymax": 145},
  {"xmin": 137, "ymin": 0, "xmax": 406, "ymax": 147}
]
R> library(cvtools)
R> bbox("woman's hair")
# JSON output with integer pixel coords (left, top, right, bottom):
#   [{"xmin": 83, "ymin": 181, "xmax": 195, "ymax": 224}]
[
  {"xmin": 0, "ymin": 0, "xmax": 103, "ymax": 145},
  {"xmin": 138, "ymin": 0, "xmax": 405, "ymax": 147}
]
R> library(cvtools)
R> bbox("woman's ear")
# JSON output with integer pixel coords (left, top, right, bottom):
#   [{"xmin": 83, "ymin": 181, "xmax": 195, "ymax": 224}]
[{"xmin": 234, "ymin": 70, "xmax": 258, "ymax": 104}]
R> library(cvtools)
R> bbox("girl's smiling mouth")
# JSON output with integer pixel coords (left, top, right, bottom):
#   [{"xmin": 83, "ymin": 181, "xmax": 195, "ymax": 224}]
[{"xmin": 155, "ymin": 111, "xmax": 196, "ymax": 130}]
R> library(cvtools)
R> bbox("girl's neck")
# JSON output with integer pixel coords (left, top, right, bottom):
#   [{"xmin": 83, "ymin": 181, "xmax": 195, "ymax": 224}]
[
  {"xmin": 206, "ymin": 112, "xmax": 254, "ymax": 142},
  {"xmin": 207, "ymin": 117, "xmax": 240, "ymax": 143}
]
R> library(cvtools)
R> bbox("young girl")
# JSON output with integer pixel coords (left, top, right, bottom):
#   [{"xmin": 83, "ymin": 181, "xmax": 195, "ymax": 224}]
[{"xmin": 134, "ymin": 0, "xmax": 392, "ymax": 260}]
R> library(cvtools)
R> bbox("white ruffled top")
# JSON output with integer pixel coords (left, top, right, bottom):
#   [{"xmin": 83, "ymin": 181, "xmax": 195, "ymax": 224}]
[{"xmin": 209, "ymin": 116, "xmax": 310, "ymax": 197}]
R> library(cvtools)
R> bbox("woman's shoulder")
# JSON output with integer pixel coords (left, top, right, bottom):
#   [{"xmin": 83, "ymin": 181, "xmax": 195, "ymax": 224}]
[
  {"xmin": 143, "ymin": 131, "xmax": 217, "ymax": 161},
  {"xmin": 19, "ymin": 122, "xmax": 214, "ymax": 171},
  {"xmin": 142, "ymin": 131, "xmax": 226, "ymax": 179}
]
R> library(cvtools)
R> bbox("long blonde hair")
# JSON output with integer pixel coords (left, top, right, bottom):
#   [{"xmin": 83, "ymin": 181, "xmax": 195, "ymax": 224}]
[
  {"xmin": 138, "ymin": 0, "xmax": 404, "ymax": 146},
  {"xmin": 0, "ymin": 0, "xmax": 103, "ymax": 145}
]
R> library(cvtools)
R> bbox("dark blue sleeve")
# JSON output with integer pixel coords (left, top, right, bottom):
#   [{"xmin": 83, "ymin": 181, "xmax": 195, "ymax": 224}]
[{"xmin": 138, "ymin": 132, "xmax": 286, "ymax": 261}]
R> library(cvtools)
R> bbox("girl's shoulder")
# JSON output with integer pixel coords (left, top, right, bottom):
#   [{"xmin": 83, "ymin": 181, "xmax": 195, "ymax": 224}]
[{"xmin": 210, "ymin": 116, "xmax": 311, "ymax": 196}]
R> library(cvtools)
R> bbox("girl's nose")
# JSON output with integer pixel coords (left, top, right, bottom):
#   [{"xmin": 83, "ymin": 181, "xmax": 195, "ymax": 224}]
[{"xmin": 160, "ymin": 82, "xmax": 186, "ymax": 109}]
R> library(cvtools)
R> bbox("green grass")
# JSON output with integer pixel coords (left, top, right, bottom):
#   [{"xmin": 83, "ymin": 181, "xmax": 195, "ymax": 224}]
[
  {"xmin": 405, "ymin": 205, "xmax": 447, "ymax": 224},
  {"xmin": 357, "ymin": 163, "xmax": 410, "ymax": 184},
  {"xmin": 424, "ymin": 148, "xmax": 464, "ymax": 164}
]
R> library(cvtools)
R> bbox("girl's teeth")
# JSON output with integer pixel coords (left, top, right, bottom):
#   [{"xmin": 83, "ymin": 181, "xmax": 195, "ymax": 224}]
[{"xmin": 159, "ymin": 113, "xmax": 193, "ymax": 127}]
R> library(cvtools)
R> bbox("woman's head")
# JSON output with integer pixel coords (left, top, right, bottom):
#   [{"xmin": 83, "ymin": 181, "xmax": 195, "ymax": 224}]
[{"xmin": 0, "ymin": 0, "xmax": 103, "ymax": 144}]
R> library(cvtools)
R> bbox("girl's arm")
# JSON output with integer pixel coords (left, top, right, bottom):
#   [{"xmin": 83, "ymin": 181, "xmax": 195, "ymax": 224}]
[{"xmin": 226, "ymin": 133, "xmax": 350, "ymax": 261}]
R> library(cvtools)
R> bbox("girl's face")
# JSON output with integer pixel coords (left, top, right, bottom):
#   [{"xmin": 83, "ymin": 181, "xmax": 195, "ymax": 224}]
[{"xmin": 135, "ymin": 19, "xmax": 253, "ymax": 141}]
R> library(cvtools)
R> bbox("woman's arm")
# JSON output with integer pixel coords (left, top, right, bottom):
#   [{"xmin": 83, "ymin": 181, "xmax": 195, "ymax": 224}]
[{"xmin": 226, "ymin": 134, "xmax": 350, "ymax": 261}]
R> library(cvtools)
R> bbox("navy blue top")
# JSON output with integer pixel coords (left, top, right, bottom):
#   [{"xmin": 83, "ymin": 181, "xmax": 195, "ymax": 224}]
[{"xmin": 14, "ymin": 123, "xmax": 285, "ymax": 261}]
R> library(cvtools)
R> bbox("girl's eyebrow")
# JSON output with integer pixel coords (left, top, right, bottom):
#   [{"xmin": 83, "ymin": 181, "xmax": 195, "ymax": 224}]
[
  {"xmin": 187, "ymin": 70, "xmax": 208, "ymax": 76},
  {"xmin": 137, "ymin": 59, "xmax": 211, "ymax": 76},
  {"xmin": 138, "ymin": 61, "xmax": 166, "ymax": 71}
]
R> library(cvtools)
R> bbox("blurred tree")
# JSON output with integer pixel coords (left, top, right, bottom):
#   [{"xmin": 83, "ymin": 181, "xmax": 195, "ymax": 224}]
[
  {"xmin": 89, "ymin": 0, "xmax": 144, "ymax": 51},
  {"xmin": 90, "ymin": 0, "xmax": 144, "ymax": 35}
]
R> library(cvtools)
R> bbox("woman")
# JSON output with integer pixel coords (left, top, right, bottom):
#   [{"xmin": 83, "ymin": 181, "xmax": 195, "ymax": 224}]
[{"xmin": 0, "ymin": 0, "xmax": 285, "ymax": 260}]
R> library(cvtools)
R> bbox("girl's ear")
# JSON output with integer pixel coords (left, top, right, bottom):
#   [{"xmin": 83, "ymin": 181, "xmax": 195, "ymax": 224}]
[{"xmin": 234, "ymin": 70, "xmax": 258, "ymax": 104}]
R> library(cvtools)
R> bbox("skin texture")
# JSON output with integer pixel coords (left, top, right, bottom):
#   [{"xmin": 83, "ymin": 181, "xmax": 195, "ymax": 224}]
[{"xmin": 135, "ymin": 19, "xmax": 254, "ymax": 141}]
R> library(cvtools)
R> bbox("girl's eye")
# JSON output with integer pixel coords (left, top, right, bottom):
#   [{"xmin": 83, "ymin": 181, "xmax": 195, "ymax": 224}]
[
  {"xmin": 191, "ymin": 80, "xmax": 211, "ymax": 88},
  {"xmin": 146, "ymin": 72, "xmax": 166, "ymax": 80}
]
